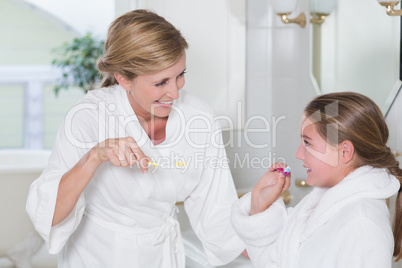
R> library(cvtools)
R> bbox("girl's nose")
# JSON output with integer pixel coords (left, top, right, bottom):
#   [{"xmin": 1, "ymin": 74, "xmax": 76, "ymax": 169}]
[{"xmin": 295, "ymin": 143, "xmax": 305, "ymax": 160}]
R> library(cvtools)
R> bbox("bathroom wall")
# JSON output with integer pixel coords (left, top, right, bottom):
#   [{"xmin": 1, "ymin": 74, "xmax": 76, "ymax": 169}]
[
  {"xmin": 387, "ymin": 91, "xmax": 402, "ymax": 171},
  {"xmin": 240, "ymin": 0, "xmax": 402, "ymax": 205},
  {"xmin": 130, "ymin": 0, "xmax": 247, "ymax": 126},
  {"xmin": 228, "ymin": 0, "xmax": 317, "ymax": 205}
]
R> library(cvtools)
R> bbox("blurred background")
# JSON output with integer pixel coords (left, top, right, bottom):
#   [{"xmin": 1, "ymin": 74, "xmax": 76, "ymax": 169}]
[{"xmin": 0, "ymin": 0, "xmax": 401, "ymax": 267}]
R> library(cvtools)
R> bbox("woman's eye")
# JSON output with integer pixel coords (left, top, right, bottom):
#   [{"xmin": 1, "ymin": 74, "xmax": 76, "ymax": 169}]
[
  {"xmin": 155, "ymin": 80, "xmax": 167, "ymax": 87},
  {"xmin": 178, "ymin": 71, "xmax": 186, "ymax": 77}
]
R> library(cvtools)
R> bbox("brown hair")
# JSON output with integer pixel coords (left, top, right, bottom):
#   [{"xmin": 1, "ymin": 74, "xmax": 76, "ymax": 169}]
[
  {"xmin": 97, "ymin": 9, "xmax": 188, "ymax": 87},
  {"xmin": 304, "ymin": 91, "xmax": 402, "ymax": 261}
]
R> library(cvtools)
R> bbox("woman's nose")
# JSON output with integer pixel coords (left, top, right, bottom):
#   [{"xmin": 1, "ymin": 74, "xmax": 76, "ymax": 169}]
[{"xmin": 167, "ymin": 81, "xmax": 180, "ymax": 100}]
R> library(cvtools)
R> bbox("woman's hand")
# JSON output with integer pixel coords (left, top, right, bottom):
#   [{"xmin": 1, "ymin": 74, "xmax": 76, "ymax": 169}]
[
  {"xmin": 250, "ymin": 162, "xmax": 291, "ymax": 215},
  {"xmin": 52, "ymin": 136, "xmax": 148, "ymax": 226},
  {"xmin": 92, "ymin": 136, "xmax": 149, "ymax": 173},
  {"xmin": 241, "ymin": 249, "xmax": 250, "ymax": 259}
]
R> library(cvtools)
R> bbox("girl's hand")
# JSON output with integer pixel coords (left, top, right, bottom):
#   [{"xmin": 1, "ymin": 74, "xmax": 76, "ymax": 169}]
[
  {"xmin": 92, "ymin": 137, "xmax": 149, "ymax": 173},
  {"xmin": 250, "ymin": 162, "xmax": 291, "ymax": 215}
]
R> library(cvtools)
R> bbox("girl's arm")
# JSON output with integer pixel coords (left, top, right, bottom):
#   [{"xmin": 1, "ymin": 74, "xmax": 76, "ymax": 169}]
[
  {"xmin": 231, "ymin": 192, "xmax": 288, "ymax": 267},
  {"xmin": 251, "ymin": 163, "xmax": 291, "ymax": 214},
  {"xmin": 231, "ymin": 163, "xmax": 291, "ymax": 267}
]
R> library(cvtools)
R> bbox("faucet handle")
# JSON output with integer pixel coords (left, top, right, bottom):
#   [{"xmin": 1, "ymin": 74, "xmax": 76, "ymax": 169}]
[{"xmin": 295, "ymin": 179, "xmax": 311, "ymax": 188}]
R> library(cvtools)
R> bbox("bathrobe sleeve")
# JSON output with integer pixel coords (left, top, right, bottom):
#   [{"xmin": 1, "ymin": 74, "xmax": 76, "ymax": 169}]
[
  {"xmin": 26, "ymin": 103, "xmax": 98, "ymax": 254},
  {"xmin": 230, "ymin": 192, "xmax": 288, "ymax": 268},
  {"xmin": 183, "ymin": 120, "xmax": 246, "ymax": 266}
]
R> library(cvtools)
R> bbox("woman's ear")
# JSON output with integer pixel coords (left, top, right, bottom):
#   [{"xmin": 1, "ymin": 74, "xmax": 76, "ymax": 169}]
[
  {"xmin": 340, "ymin": 140, "xmax": 355, "ymax": 164},
  {"xmin": 114, "ymin": 73, "xmax": 131, "ymax": 91}
]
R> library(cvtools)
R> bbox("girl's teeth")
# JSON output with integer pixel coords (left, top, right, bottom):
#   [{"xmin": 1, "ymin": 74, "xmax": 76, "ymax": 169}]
[{"xmin": 158, "ymin": 100, "xmax": 173, "ymax": 104}]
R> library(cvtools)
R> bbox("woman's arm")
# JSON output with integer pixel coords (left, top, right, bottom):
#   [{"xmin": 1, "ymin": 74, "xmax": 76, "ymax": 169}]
[
  {"xmin": 52, "ymin": 136, "xmax": 149, "ymax": 226},
  {"xmin": 52, "ymin": 148, "xmax": 100, "ymax": 226}
]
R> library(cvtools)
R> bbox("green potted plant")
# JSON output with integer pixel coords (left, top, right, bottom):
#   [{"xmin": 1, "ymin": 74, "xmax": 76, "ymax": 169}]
[{"xmin": 51, "ymin": 33, "xmax": 105, "ymax": 95}]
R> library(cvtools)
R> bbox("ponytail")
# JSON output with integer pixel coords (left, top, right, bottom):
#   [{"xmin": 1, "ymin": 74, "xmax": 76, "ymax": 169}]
[
  {"xmin": 389, "ymin": 159, "xmax": 402, "ymax": 261},
  {"xmin": 96, "ymin": 57, "xmax": 118, "ymax": 88},
  {"xmin": 364, "ymin": 147, "xmax": 402, "ymax": 261},
  {"xmin": 393, "ymin": 190, "xmax": 402, "ymax": 261},
  {"xmin": 369, "ymin": 148, "xmax": 402, "ymax": 261},
  {"xmin": 100, "ymin": 74, "xmax": 118, "ymax": 88}
]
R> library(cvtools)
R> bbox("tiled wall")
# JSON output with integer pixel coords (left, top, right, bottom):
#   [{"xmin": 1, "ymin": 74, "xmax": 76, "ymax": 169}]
[
  {"xmin": 228, "ymin": 0, "xmax": 317, "ymax": 205},
  {"xmin": 387, "ymin": 89, "xmax": 402, "ymax": 172}
]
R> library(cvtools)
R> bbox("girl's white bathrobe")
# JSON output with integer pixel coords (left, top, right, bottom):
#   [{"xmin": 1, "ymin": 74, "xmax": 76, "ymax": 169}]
[
  {"xmin": 231, "ymin": 166, "xmax": 400, "ymax": 268},
  {"xmin": 26, "ymin": 85, "xmax": 245, "ymax": 268}
]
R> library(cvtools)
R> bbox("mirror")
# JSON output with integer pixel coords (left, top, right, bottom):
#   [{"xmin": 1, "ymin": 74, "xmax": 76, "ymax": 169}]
[{"xmin": 310, "ymin": 0, "xmax": 401, "ymax": 115}]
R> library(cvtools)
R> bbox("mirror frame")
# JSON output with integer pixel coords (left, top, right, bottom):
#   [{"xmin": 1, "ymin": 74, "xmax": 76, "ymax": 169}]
[{"xmin": 309, "ymin": 1, "xmax": 402, "ymax": 116}]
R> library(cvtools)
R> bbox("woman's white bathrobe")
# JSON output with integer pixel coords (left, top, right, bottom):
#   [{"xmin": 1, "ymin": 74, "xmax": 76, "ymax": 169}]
[
  {"xmin": 231, "ymin": 166, "xmax": 400, "ymax": 268},
  {"xmin": 26, "ymin": 85, "xmax": 245, "ymax": 268}
]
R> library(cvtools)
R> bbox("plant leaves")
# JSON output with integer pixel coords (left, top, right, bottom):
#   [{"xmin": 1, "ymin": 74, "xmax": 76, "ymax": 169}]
[{"xmin": 51, "ymin": 33, "xmax": 105, "ymax": 95}]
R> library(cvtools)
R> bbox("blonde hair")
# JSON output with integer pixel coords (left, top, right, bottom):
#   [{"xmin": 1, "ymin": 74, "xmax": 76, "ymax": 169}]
[
  {"xmin": 304, "ymin": 91, "xmax": 402, "ymax": 261},
  {"xmin": 97, "ymin": 9, "xmax": 188, "ymax": 87}
]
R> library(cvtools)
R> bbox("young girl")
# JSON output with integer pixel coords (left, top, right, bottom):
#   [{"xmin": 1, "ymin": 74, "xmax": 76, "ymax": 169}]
[{"xmin": 231, "ymin": 92, "xmax": 402, "ymax": 267}]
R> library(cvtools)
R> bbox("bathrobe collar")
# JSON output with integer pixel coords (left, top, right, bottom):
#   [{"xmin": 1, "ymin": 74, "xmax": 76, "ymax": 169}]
[
  {"xmin": 276, "ymin": 165, "xmax": 400, "ymax": 268},
  {"xmin": 301, "ymin": 165, "xmax": 400, "ymax": 242}
]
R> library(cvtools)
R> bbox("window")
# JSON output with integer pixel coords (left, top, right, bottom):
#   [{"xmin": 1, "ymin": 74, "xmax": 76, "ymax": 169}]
[{"xmin": 0, "ymin": 85, "xmax": 24, "ymax": 148}]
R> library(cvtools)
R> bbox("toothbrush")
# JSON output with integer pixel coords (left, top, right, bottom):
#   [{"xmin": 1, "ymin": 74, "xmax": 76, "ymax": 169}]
[
  {"xmin": 277, "ymin": 166, "xmax": 291, "ymax": 175},
  {"xmin": 147, "ymin": 161, "xmax": 188, "ymax": 168},
  {"xmin": 147, "ymin": 161, "xmax": 158, "ymax": 167}
]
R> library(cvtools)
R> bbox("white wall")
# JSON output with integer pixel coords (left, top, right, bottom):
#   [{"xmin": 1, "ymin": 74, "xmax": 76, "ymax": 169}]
[
  {"xmin": 231, "ymin": 0, "xmax": 317, "ymax": 205},
  {"xmin": 243, "ymin": 0, "xmax": 402, "ymax": 203},
  {"xmin": 129, "ymin": 0, "xmax": 246, "ymax": 127},
  {"xmin": 387, "ymin": 89, "xmax": 402, "ymax": 168},
  {"xmin": 23, "ymin": 0, "xmax": 114, "ymax": 37}
]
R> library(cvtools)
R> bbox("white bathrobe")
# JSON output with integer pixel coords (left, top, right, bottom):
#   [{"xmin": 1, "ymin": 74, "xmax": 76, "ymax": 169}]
[
  {"xmin": 26, "ymin": 85, "xmax": 245, "ymax": 268},
  {"xmin": 231, "ymin": 166, "xmax": 400, "ymax": 268}
]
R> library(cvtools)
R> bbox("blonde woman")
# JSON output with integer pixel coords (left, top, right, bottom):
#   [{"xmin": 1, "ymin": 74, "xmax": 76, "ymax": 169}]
[{"xmin": 27, "ymin": 9, "xmax": 245, "ymax": 267}]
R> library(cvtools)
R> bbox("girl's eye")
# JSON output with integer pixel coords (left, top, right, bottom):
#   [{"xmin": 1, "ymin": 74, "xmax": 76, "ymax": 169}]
[
  {"xmin": 303, "ymin": 140, "xmax": 311, "ymax": 147},
  {"xmin": 178, "ymin": 70, "xmax": 186, "ymax": 77}
]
